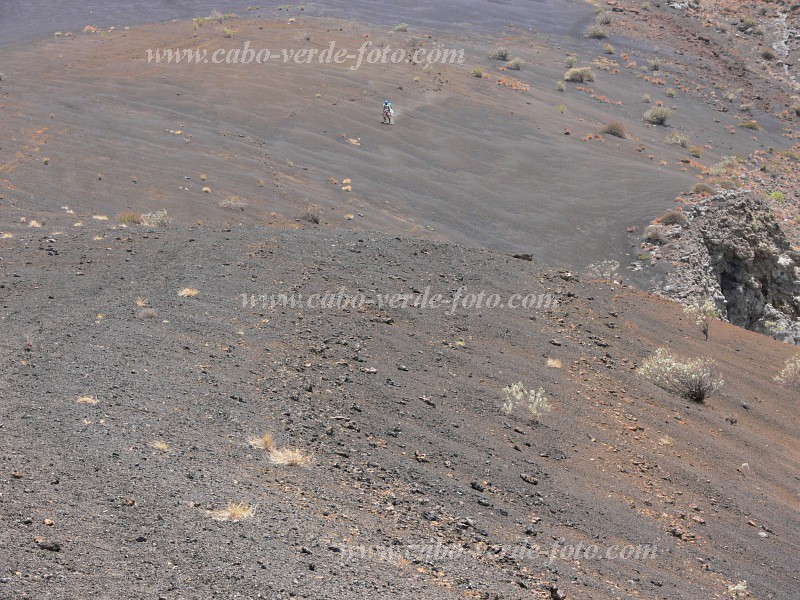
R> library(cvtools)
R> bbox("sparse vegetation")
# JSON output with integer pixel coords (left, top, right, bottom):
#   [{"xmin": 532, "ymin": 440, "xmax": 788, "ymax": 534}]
[
  {"xmin": 301, "ymin": 204, "xmax": 321, "ymax": 224},
  {"xmin": 604, "ymin": 43, "xmax": 615, "ymax": 55},
  {"xmin": 141, "ymin": 210, "xmax": 171, "ymax": 227},
  {"xmin": 643, "ymin": 106, "xmax": 670, "ymax": 125},
  {"xmin": 507, "ymin": 57, "xmax": 524, "ymax": 70},
  {"xmin": 221, "ymin": 26, "xmax": 234, "ymax": 38},
  {"xmin": 649, "ymin": 58, "xmax": 661, "ymax": 71},
  {"xmin": 684, "ymin": 300, "xmax": 723, "ymax": 340},
  {"xmin": 761, "ymin": 48, "xmax": 777, "ymax": 61},
  {"xmin": 586, "ymin": 24, "xmax": 609, "ymax": 39},
  {"xmin": 556, "ymin": 79, "xmax": 566, "ymax": 92},
  {"xmin": 769, "ymin": 191, "xmax": 785, "ymax": 202},
  {"xmin": 664, "ymin": 131, "xmax": 690, "ymax": 147},
  {"xmin": 149, "ymin": 440, "xmax": 170, "ymax": 452},
  {"xmin": 601, "ymin": 120, "xmax": 627, "ymax": 138},
  {"xmin": 211, "ymin": 501, "xmax": 255, "ymax": 522},
  {"xmin": 193, "ymin": 17, "xmax": 207, "ymax": 29},
  {"xmin": 643, "ymin": 224, "xmax": 667, "ymax": 244},
  {"xmin": 564, "ymin": 55, "xmax": 577, "ymax": 68},
  {"xmin": 557, "ymin": 104, "xmax": 566, "ymax": 114},
  {"xmin": 596, "ymin": 11, "xmax": 612, "ymax": 25},
  {"xmin": 501, "ymin": 382, "xmax": 552, "ymax": 423},
  {"xmin": 249, "ymin": 432, "xmax": 313, "ymax": 466},
  {"xmin": 77, "ymin": 395, "xmax": 99, "ymax": 405},
  {"xmin": 393, "ymin": 23, "xmax": 409, "ymax": 32},
  {"xmin": 472, "ymin": 66, "xmax": 483, "ymax": 78},
  {"xmin": 178, "ymin": 287, "xmax": 199, "ymax": 298},
  {"xmin": 709, "ymin": 155, "xmax": 740, "ymax": 175},
  {"xmin": 137, "ymin": 308, "xmax": 158, "ymax": 319},
  {"xmin": 689, "ymin": 145, "xmax": 703, "ymax": 158},
  {"xmin": 489, "ymin": 47, "xmax": 511, "ymax": 61},
  {"xmin": 564, "ymin": 67, "xmax": 594, "ymax": 83},
  {"xmin": 219, "ymin": 195, "xmax": 248, "ymax": 209},
  {"xmin": 117, "ymin": 211, "xmax": 144, "ymax": 224},
  {"xmin": 637, "ymin": 348, "xmax": 724, "ymax": 402},
  {"xmin": 739, "ymin": 119, "xmax": 761, "ymax": 130},
  {"xmin": 546, "ymin": 358, "xmax": 562, "ymax": 369},
  {"xmin": 659, "ymin": 208, "xmax": 687, "ymax": 226},
  {"xmin": 774, "ymin": 355, "xmax": 800, "ymax": 389},
  {"xmin": 643, "ymin": 93, "xmax": 651, "ymax": 103},
  {"xmin": 666, "ymin": 87, "xmax": 677, "ymax": 98}
]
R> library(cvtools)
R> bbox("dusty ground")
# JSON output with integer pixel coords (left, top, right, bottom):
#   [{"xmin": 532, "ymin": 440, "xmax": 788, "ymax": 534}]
[{"xmin": 1, "ymin": 2, "xmax": 799, "ymax": 599}]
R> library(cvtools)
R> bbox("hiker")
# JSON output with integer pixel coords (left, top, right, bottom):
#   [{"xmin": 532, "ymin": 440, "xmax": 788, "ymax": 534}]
[{"xmin": 382, "ymin": 100, "xmax": 394, "ymax": 124}]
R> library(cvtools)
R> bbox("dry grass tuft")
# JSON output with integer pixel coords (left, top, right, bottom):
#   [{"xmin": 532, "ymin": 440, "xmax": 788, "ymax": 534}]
[
  {"xmin": 135, "ymin": 297, "xmax": 148, "ymax": 307},
  {"xmin": 1, "ymin": 233, "xmax": 12, "ymax": 239},
  {"xmin": 546, "ymin": 358, "xmax": 562, "ymax": 369},
  {"xmin": 269, "ymin": 447, "xmax": 314, "ymax": 466},
  {"xmin": 77, "ymin": 395, "xmax": 99, "ymax": 405},
  {"xmin": 178, "ymin": 288, "xmax": 199, "ymax": 298},
  {"xmin": 92, "ymin": 215, "xmax": 109, "ymax": 221},
  {"xmin": 150, "ymin": 440, "xmax": 170, "ymax": 452},
  {"xmin": 29, "ymin": 220, "xmax": 42, "ymax": 228},
  {"xmin": 137, "ymin": 308, "xmax": 158, "ymax": 319},
  {"xmin": 211, "ymin": 501, "xmax": 255, "ymax": 522},
  {"xmin": 117, "ymin": 211, "xmax": 144, "ymax": 224},
  {"xmin": 249, "ymin": 432, "xmax": 313, "ymax": 466},
  {"xmin": 601, "ymin": 120, "xmax": 627, "ymax": 138},
  {"xmin": 248, "ymin": 432, "xmax": 277, "ymax": 452}
]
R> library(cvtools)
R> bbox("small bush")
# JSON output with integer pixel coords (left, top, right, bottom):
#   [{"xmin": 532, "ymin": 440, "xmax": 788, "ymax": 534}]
[
  {"xmin": 507, "ymin": 57, "xmax": 524, "ymax": 70},
  {"xmin": 689, "ymin": 145, "xmax": 703, "ymax": 158},
  {"xmin": 393, "ymin": 23, "xmax": 409, "ymax": 32},
  {"xmin": 301, "ymin": 205, "xmax": 321, "ymax": 224},
  {"xmin": 117, "ymin": 211, "xmax": 143, "ymax": 224},
  {"xmin": 586, "ymin": 24, "xmax": 609, "ymax": 39},
  {"xmin": 740, "ymin": 17, "xmax": 757, "ymax": 29},
  {"xmin": 564, "ymin": 67, "xmax": 594, "ymax": 82},
  {"xmin": 489, "ymin": 47, "xmax": 511, "ymax": 61},
  {"xmin": 604, "ymin": 43, "xmax": 615, "ymax": 55},
  {"xmin": 739, "ymin": 119, "xmax": 761, "ymax": 130},
  {"xmin": 557, "ymin": 104, "xmax": 566, "ymax": 114},
  {"xmin": 141, "ymin": 210, "xmax": 171, "ymax": 227},
  {"xmin": 649, "ymin": 58, "xmax": 661, "ymax": 71},
  {"xmin": 564, "ymin": 55, "xmax": 577, "ymax": 68},
  {"xmin": 664, "ymin": 131, "xmax": 690, "ymax": 147},
  {"xmin": 501, "ymin": 382, "xmax": 552, "ymax": 423},
  {"xmin": 761, "ymin": 48, "xmax": 777, "ymax": 61},
  {"xmin": 193, "ymin": 17, "xmax": 207, "ymax": 29},
  {"xmin": 596, "ymin": 11, "xmax": 612, "ymax": 25},
  {"xmin": 211, "ymin": 501, "xmax": 255, "ymax": 522},
  {"xmin": 643, "ymin": 224, "xmax": 667, "ymax": 244},
  {"xmin": 684, "ymin": 300, "xmax": 723, "ymax": 340},
  {"xmin": 643, "ymin": 93, "xmax": 651, "ymax": 103},
  {"xmin": 770, "ymin": 190, "xmax": 786, "ymax": 202},
  {"xmin": 601, "ymin": 120, "xmax": 627, "ymax": 138},
  {"xmin": 666, "ymin": 87, "xmax": 677, "ymax": 98},
  {"xmin": 644, "ymin": 106, "xmax": 670, "ymax": 125},
  {"xmin": 659, "ymin": 208, "xmax": 687, "ymax": 226},
  {"xmin": 472, "ymin": 66, "xmax": 483, "ymax": 78},
  {"xmin": 556, "ymin": 79, "xmax": 566, "ymax": 92},
  {"xmin": 221, "ymin": 27, "xmax": 234, "ymax": 38},
  {"xmin": 774, "ymin": 355, "xmax": 800, "ymax": 389},
  {"xmin": 637, "ymin": 348, "xmax": 724, "ymax": 402}
]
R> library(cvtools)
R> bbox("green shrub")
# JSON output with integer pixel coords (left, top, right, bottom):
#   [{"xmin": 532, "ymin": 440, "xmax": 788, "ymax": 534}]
[
  {"xmin": 644, "ymin": 107, "xmax": 670, "ymax": 125},
  {"xmin": 472, "ymin": 66, "xmax": 483, "ymax": 78},
  {"xmin": 770, "ymin": 191, "xmax": 786, "ymax": 202},
  {"xmin": 659, "ymin": 208, "xmax": 687, "ymax": 226},
  {"xmin": 507, "ymin": 57, "xmax": 524, "ymax": 70},
  {"xmin": 556, "ymin": 79, "xmax": 566, "ymax": 92},
  {"xmin": 489, "ymin": 47, "xmax": 511, "ymax": 61},
  {"xmin": 394, "ymin": 23, "xmax": 409, "ymax": 32},
  {"xmin": 637, "ymin": 348, "xmax": 724, "ymax": 402},
  {"xmin": 689, "ymin": 145, "xmax": 703, "ymax": 158},
  {"xmin": 586, "ymin": 24, "xmax": 609, "ymax": 39},
  {"xmin": 564, "ymin": 67, "xmax": 594, "ymax": 82},
  {"xmin": 565, "ymin": 55, "xmax": 577, "ymax": 68}
]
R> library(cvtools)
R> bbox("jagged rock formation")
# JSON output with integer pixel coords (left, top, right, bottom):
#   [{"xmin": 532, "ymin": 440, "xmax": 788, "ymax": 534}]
[{"xmin": 660, "ymin": 191, "xmax": 800, "ymax": 344}]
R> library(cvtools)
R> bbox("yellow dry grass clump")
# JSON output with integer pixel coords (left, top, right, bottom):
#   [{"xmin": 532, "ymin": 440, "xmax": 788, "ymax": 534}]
[
  {"xmin": 149, "ymin": 440, "xmax": 170, "ymax": 452},
  {"xmin": 178, "ymin": 288, "xmax": 199, "ymax": 297},
  {"xmin": 248, "ymin": 432, "xmax": 313, "ymax": 466},
  {"xmin": 546, "ymin": 358, "xmax": 562, "ymax": 369},
  {"xmin": 76, "ymin": 395, "xmax": 99, "ymax": 404},
  {"xmin": 211, "ymin": 501, "xmax": 255, "ymax": 522}
]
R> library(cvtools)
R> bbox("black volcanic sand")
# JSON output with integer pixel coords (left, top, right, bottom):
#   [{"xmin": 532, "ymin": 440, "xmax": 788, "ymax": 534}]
[
  {"xmin": 0, "ymin": 224, "xmax": 798, "ymax": 598},
  {"xmin": 0, "ymin": 16, "xmax": 788, "ymax": 281},
  {"xmin": 0, "ymin": 0, "xmax": 593, "ymax": 47}
]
